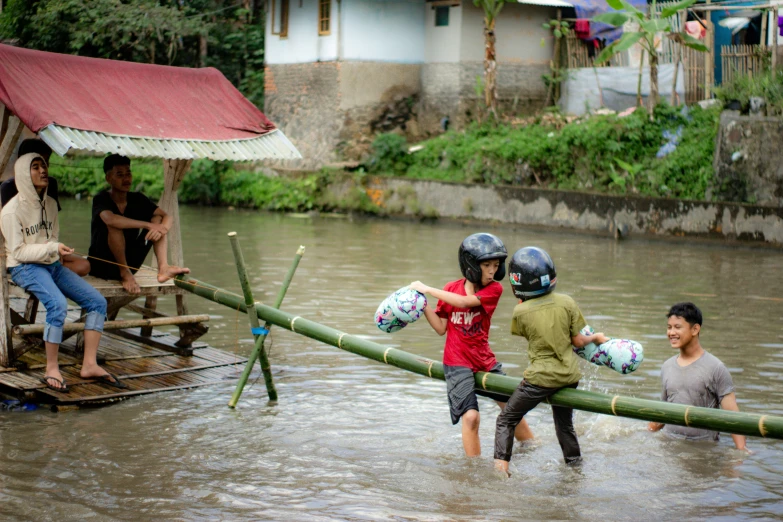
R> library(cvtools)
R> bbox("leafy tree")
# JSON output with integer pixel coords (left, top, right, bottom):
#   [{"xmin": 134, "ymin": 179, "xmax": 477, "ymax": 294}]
[
  {"xmin": 593, "ymin": 0, "xmax": 707, "ymax": 113},
  {"xmin": 0, "ymin": 0, "xmax": 265, "ymax": 108}
]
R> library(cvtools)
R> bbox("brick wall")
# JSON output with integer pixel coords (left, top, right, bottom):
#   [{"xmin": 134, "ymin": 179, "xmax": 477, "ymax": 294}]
[
  {"xmin": 264, "ymin": 62, "xmax": 342, "ymax": 168},
  {"xmin": 264, "ymin": 62, "xmax": 421, "ymax": 166},
  {"xmin": 420, "ymin": 62, "xmax": 549, "ymax": 134}
]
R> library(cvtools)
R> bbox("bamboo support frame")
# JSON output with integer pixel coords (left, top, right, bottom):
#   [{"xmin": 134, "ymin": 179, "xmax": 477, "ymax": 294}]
[
  {"xmin": 13, "ymin": 314, "xmax": 210, "ymax": 336},
  {"xmin": 175, "ymin": 275, "xmax": 783, "ymax": 440},
  {"xmin": 227, "ymin": 242, "xmax": 304, "ymax": 407},
  {"xmin": 227, "ymin": 233, "xmax": 278, "ymax": 405}
]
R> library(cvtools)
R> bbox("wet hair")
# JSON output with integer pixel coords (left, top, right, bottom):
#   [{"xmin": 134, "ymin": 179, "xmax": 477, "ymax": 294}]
[
  {"xmin": 667, "ymin": 302, "xmax": 702, "ymax": 327},
  {"xmin": 103, "ymin": 154, "xmax": 131, "ymax": 174},
  {"xmin": 18, "ymin": 139, "xmax": 52, "ymax": 159}
]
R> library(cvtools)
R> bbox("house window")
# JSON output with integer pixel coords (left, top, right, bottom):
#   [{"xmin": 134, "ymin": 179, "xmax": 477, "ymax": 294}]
[
  {"xmin": 272, "ymin": 0, "xmax": 289, "ymax": 37},
  {"xmin": 435, "ymin": 6, "xmax": 449, "ymax": 27},
  {"xmin": 280, "ymin": 0, "xmax": 289, "ymax": 37},
  {"xmin": 319, "ymin": 0, "xmax": 331, "ymax": 35}
]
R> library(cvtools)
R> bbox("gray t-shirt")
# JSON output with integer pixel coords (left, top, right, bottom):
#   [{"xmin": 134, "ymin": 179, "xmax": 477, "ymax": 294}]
[{"xmin": 660, "ymin": 351, "xmax": 735, "ymax": 441}]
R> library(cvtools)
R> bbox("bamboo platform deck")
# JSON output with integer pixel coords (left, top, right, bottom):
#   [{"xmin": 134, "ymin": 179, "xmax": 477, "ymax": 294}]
[{"xmin": 0, "ymin": 297, "xmax": 246, "ymax": 408}]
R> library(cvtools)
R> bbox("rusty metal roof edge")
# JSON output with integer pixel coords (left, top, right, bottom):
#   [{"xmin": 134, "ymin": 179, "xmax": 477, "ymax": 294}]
[{"xmin": 39, "ymin": 125, "xmax": 302, "ymax": 161}]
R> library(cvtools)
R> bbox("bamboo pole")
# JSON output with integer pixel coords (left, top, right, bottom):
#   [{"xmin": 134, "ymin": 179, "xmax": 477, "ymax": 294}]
[
  {"xmin": 12, "ymin": 314, "xmax": 210, "ymax": 336},
  {"xmin": 227, "ymin": 232, "xmax": 278, "ymax": 404},
  {"xmin": 175, "ymin": 275, "xmax": 783, "ymax": 440}
]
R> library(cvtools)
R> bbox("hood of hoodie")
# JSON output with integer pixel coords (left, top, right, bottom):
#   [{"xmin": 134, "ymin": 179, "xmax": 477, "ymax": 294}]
[{"xmin": 14, "ymin": 153, "xmax": 48, "ymax": 204}]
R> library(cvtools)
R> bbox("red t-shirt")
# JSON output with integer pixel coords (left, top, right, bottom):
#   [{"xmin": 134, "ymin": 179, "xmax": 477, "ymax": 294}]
[{"xmin": 435, "ymin": 279, "xmax": 503, "ymax": 372}]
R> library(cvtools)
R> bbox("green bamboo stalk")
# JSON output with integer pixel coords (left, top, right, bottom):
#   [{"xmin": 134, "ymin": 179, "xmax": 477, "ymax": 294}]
[
  {"xmin": 175, "ymin": 275, "xmax": 783, "ymax": 440},
  {"xmin": 227, "ymin": 232, "xmax": 277, "ymax": 405}
]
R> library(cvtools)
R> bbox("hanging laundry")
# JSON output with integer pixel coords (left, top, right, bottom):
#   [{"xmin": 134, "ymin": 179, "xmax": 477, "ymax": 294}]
[
  {"xmin": 575, "ymin": 19, "xmax": 591, "ymax": 40},
  {"xmin": 685, "ymin": 20, "xmax": 706, "ymax": 40},
  {"xmin": 778, "ymin": 15, "xmax": 782, "ymax": 36}
]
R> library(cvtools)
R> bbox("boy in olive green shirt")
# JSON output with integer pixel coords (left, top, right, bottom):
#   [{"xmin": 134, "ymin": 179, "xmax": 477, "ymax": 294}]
[{"xmin": 494, "ymin": 247, "xmax": 607, "ymax": 475}]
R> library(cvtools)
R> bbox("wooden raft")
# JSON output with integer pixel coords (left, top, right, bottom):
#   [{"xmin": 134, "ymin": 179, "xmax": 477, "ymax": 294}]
[{"xmin": 0, "ymin": 297, "xmax": 248, "ymax": 407}]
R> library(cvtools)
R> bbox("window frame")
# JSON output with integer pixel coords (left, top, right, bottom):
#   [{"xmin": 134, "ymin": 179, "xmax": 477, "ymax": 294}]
[
  {"xmin": 271, "ymin": 0, "xmax": 289, "ymax": 38},
  {"xmin": 434, "ymin": 5, "xmax": 450, "ymax": 27},
  {"xmin": 318, "ymin": 0, "xmax": 331, "ymax": 36}
]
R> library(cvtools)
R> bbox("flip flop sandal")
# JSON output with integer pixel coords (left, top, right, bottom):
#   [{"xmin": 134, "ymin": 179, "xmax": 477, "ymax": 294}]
[
  {"xmin": 94, "ymin": 372, "xmax": 129, "ymax": 390},
  {"xmin": 39, "ymin": 375, "xmax": 69, "ymax": 393}
]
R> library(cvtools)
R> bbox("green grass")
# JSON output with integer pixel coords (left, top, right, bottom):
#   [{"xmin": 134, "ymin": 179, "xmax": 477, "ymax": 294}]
[{"xmin": 365, "ymin": 103, "xmax": 722, "ymax": 200}]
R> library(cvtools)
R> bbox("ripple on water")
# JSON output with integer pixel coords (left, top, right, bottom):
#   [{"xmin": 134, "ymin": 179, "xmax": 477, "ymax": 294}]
[{"xmin": 2, "ymin": 204, "xmax": 782, "ymax": 520}]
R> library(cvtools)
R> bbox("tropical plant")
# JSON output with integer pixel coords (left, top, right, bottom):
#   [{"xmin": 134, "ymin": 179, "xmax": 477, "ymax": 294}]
[
  {"xmin": 592, "ymin": 0, "xmax": 707, "ymax": 113},
  {"xmin": 473, "ymin": 0, "xmax": 508, "ymax": 119}
]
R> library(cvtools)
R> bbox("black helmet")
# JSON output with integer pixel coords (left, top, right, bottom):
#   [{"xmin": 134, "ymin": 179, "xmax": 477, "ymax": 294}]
[
  {"xmin": 508, "ymin": 247, "xmax": 557, "ymax": 300},
  {"xmin": 458, "ymin": 233, "xmax": 507, "ymax": 285}
]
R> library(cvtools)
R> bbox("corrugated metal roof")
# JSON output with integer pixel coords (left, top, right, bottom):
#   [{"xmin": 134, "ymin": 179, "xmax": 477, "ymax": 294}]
[
  {"xmin": 518, "ymin": 0, "xmax": 574, "ymax": 7},
  {"xmin": 38, "ymin": 125, "xmax": 302, "ymax": 161}
]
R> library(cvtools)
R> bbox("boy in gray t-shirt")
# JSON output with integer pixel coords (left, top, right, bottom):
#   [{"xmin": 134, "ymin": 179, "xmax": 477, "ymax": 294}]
[
  {"xmin": 659, "ymin": 351, "xmax": 734, "ymax": 440},
  {"xmin": 649, "ymin": 302, "xmax": 749, "ymax": 451}
]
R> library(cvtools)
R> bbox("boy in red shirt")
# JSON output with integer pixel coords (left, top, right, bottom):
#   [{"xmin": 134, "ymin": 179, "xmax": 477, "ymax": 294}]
[{"xmin": 410, "ymin": 233, "xmax": 534, "ymax": 456}]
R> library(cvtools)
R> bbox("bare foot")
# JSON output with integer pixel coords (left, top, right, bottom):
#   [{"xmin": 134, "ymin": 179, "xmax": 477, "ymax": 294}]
[
  {"xmin": 80, "ymin": 364, "xmax": 110, "ymax": 379},
  {"xmin": 121, "ymin": 273, "xmax": 141, "ymax": 294},
  {"xmin": 494, "ymin": 459, "xmax": 511, "ymax": 477},
  {"xmin": 42, "ymin": 368, "xmax": 66, "ymax": 390},
  {"xmin": 157, "ymin": 265, "xmax": 190, "ymax": 283}
]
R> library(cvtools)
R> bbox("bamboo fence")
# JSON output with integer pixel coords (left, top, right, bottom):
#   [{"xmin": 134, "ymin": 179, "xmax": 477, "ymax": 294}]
[
  {"xmin": 721, "ymin": 44, "xmax": 771, "ymax": 84},
  {"xmin": 176, "ymin": 274, "xmax": 783, "ymax": 440}
]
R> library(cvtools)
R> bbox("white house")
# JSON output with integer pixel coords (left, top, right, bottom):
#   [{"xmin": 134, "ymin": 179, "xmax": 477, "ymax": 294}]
[{"xmin": 264, "ymin": 0, "xmax": 564, "ymax": 165}]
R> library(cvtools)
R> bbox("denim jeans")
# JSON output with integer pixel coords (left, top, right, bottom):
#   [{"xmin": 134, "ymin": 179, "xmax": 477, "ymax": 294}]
[{"xmin": 9, "ymin": 262, "xmax": 106, "ymax": 344}]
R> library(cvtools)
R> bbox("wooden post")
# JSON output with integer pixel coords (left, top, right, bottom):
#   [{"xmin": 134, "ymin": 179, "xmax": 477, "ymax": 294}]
[
  {"xmin": 705, "ymin": 0, "xmax": 713, "ymax": 98},
  {"xmin": 159, "ymin": 159, "xmax": 192, "ymax": 318},
  {"xmin": 227, "ymin": 232, "xmax": 279, "ymax": 405},
  {"xmin": 13, "ymin": 314, "xmax": 210, "ymax": 335},
  {"xmin": 771, "ymin": 8, "xmax": 777, "ymax": 71},
  {"xmin": 0, "ymin": 104, "xmax": 23, "ymax": 367},
  {"xmin": 140, "ymin": 296, "xmax": 157, "ymax": 337},
  {"xmin": 0, "ymin": 104, "xmax": 24, "ymax": 178}
]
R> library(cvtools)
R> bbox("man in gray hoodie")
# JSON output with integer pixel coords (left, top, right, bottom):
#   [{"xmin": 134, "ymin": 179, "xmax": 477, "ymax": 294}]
[{"xmin": 0, "ymin": 153, "xmax": 126, "ymax": 392}]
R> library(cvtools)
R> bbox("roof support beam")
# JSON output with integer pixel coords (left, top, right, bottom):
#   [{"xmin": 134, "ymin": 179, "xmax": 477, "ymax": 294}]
[
  {"xmin": 159, "ymin": 159, "xmax": 192, "ymax": 317},
  {"xmin": 0, "ymin": 103, "xmax": 21, "ymax": 367},
  {"xmin": 0, "ymin": 103, "xmax": 24, "ymax": 180}
]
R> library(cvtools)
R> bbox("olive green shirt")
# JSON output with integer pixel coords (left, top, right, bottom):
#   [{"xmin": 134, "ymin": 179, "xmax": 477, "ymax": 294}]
[{"xmin": 511, "ymin": 293, "xmax": 587, "ymax": 388}]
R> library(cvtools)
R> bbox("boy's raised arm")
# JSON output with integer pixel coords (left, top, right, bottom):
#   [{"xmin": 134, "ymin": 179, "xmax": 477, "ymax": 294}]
[{"xmin": 409, "ymin": 281, "xmax": 481, "ymax": 309}]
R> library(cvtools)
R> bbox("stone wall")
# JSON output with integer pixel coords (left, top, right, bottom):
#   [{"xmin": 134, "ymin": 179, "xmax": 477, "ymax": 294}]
[
  {"xmin": 361, "ymin": 177, "xmax": 783, "ymax": 246},
  {"xmin": 264, "ymin": 61, "xmax": 421, "ymax": 166},
  {"xmin": 264, "ymin": 62, "xmax": 342, "ymax": 168},
  {"xmin": 419, "ymin": 62, "xmax": 549, "ymax": 134},
  {"xmin": 710, "ymin": 112, "xmax": 783, "ymax": 207}
]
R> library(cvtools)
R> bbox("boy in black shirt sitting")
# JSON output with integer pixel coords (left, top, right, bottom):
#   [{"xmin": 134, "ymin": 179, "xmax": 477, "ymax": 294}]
[{"xmin": 88, "ymin": 154, "xmax": 189, "ymax": 294}]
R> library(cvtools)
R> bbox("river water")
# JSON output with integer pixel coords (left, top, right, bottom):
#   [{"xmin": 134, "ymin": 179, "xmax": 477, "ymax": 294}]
[{"xmin": 2, "ymin": 201, "xmax": 783, "ymax": 521}]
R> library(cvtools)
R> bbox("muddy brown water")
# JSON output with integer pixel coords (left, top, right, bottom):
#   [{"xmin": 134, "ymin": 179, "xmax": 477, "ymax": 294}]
[{"xmin": 2, "ymin": 201, "xmax": 783, "ymax": 520}]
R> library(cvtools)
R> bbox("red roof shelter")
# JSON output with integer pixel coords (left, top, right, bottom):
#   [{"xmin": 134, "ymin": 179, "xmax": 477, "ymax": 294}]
[{"xmin": 0, "ymin": 44, "xmax": 300, "ymax": 369}]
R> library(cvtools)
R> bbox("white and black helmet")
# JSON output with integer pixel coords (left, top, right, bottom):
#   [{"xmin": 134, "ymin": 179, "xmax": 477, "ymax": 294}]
[{"xmin": 458, "ymin": 233, "xmax": 507, "ymax": 285}]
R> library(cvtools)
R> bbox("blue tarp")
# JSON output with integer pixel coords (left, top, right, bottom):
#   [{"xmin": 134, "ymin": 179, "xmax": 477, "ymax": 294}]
[{"xmin": 571, "ymin": 0, "xmax": 648, "ymax": 44}]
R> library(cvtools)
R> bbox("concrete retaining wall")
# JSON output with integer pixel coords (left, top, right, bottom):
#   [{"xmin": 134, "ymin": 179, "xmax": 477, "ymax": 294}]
[
  {"xmin": 363, "ymin": 177, "xmax": 783, "ymax": 246},
  {"xmin": 710, "ymin": 112, "xmax": 783, "ymax": 208}
]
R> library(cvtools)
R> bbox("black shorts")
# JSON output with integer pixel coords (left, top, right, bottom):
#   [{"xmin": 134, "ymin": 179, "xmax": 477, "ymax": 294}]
[
  {"xmin": 444, "ymin": 363, "xmax": 511, "ymax": 425},
  {"xmin": 89, "ymin": 232, "xmax": 154, "ymax": 280}
]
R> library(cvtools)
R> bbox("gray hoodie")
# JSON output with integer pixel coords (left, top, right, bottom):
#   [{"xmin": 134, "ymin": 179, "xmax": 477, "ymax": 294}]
[{"xmin": 0, "ymin": 153, "xmax": 60, "ymax": 268}]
